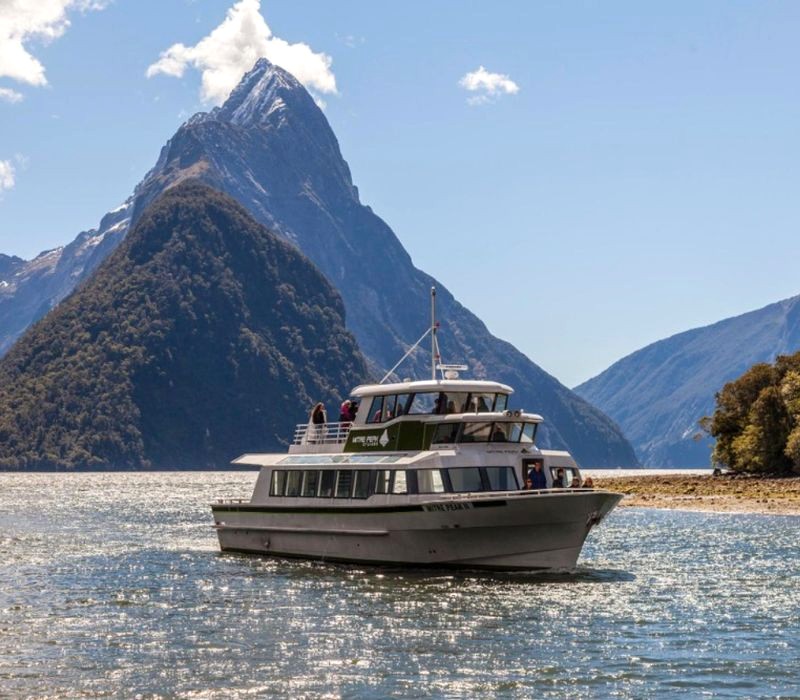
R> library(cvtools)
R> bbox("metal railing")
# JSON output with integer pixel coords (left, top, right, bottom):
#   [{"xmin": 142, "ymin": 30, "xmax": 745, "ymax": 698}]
[{"xmin": 293, "ymin": 421, "xmax": 352, "ymax": 446}]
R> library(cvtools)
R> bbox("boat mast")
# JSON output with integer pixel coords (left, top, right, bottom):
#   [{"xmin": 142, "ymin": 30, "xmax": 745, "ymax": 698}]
[{"xmin": 431, "ymin": 287, "xmax": 437, "ymax": 380}]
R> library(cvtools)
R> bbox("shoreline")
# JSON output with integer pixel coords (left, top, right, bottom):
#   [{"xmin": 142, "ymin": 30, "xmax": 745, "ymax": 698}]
[{"xmin": 593, "ymin": 473, "xmax": 800, "ymax": 516}]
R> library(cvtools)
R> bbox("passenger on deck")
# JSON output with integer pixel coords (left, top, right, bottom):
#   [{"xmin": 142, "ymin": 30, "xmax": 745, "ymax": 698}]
[
  {"xmin": 309, "ymin": 402, "xmax": 327, "ymax": 443},
  {"xmin": 582, "ymin": 476, "xmax": 594, "ymax": 489},
  {"xmin": 527, "ymin": 463, "xmax": 547, "ymax": 489},
  {"xmin": 339, "ymin": 400, "xmax": 352, "ymax": 423},
  {"xmin": 552, "ymin": 468, "xmax": 566, "ymax": 488}
]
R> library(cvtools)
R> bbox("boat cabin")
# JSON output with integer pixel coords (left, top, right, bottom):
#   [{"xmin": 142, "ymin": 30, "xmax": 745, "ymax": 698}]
[{"xmin": 234, "ymin": 379, "xmax": 584, "ymax": 503}]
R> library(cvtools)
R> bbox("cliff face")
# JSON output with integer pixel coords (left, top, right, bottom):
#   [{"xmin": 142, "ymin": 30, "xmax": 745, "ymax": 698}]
[
  {"xmin": 576, "ymin": 295, "xmax": 800, "ymax": 466},
  {"xmin": 0, "ymin": 182, "xmax": 367, "ymax": 469},
  {"xmin": 0, "ymin": 58, "xmax": 637, "ymax": 466}
]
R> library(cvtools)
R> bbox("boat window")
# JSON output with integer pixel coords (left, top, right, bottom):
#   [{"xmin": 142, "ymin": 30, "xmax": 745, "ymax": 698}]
[
  {"xmin": 394, "ymin": 393, "xmax": 411, "ymax": 417},
  {"xmin": 319, "ymin": 470, "xmax": 336, "ymax": 498},
  {"xmin": 301, "ymin": 470, "xmax": 320, "ymax": 497},
  {"xmin": 432, "ymin": 422, "xmax": 460, "ymax": 444},
  {"xmin": 461, "ymin": 422, "xmax": 492, "ymax": 443},
  {"xmin": 417, "ymin": 469, "xmax": 445, "ymax": 493},
  {"xmin": 441, "ymin": 391, "xmax": 469, "ymax": 414},
  {"xmin": 391, "ymin": 470, "xmax": 408, "ymax": 494},
  {"xmin": 285, "ymin": 470, "xmax": 303, "ymax": 497},
  {"xmin": 407, "ymin": 392, "xmax": 439, "ymax": 415},
  {"xmin": 353, "ymin": 470, "xmax": 372, "ymax": 499},
  {"xmin": 467, "ymin": 393, "xmax": 494, "ymax": 413},
  {"xmin": 521, "ymin": 423, "xmax": 536, "ymax": 444},
  {"xmin": 550, "ymin": 467, "xmax": 579, "ymax": 488},
  {"xmin": 490, "ymin": 423, "xmax": 509, "ymax": 442},
  {"xmin": 381, "ymin": 395, "xmax": 397, "ymax": 422},
  {"xmin": 375, "ymin": 470, "xmax": 391, "ymax": 494},
  {"xmin": 507, "ymin": 422, "xmax": 523, "ymax": 442},
  {"xmin": 335, "ymin": 470, "xmax": 354, "ymax": 498},
  {"xmin": 494, "ymin": 394, "xmax": 508, "ymax": 412},
  {"xmin": 447, "ymin": 468, "xmax": 484, "ymax": 492},
  {"xmin": 270, "ymin": 470, "xmax": 286, "ymax": 496},
  {"xmin": 368, "ymin": 396, "xmax": 384, "ymax": 423},
  {"xmin": 484, "ymin": 467, "xmax": 518, "ymax": 491}
]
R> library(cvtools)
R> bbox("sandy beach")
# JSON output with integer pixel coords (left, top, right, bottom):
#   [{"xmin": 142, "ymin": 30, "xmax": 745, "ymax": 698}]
[{"xmin": 592, "ymin": 472, "xmax": 800, "ymax": 516}]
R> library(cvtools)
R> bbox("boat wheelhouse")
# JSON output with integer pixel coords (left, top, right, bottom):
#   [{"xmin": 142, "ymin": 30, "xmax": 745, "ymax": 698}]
[{"xmin": 211, "ymin": 290, "xmax": 623, "ymax": 570}]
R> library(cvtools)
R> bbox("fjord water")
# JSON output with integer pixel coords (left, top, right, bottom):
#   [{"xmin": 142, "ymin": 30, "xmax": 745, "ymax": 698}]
[{"xmin": 1, "ymin": 473, "xmax": 798, "ymax": 698}]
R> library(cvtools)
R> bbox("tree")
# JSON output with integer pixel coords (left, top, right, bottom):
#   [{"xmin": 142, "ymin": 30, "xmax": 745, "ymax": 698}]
[{"xmin": 704, "ymin": 351, "xmax": 800, "ymax": 474}]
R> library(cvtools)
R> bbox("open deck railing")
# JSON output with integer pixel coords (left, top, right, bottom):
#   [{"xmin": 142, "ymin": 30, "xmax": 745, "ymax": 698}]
[{"xmin": 293, "ymin": 421, "xmax": 352, "ymax": 446}]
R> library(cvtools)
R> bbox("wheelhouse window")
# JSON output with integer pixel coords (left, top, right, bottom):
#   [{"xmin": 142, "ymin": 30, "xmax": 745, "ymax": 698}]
[
  {"xmin": 407, "ymin": 392, "xmax": 438, "ymax": 415},
  {"xmin": 490, "ymin": 423, "xmax": 509, "ymax": 442},
  {"xmin": 368, "ymin": 396, "xmax": 384, "ymax": 423},
  {"xmin": 461, "ymin": 422, "xmax": 492, "ymax": 443},
  {"xmin": 521, "ymin": 423, "xmax": 536, "ymax": 443},
  {"xmin": 494, "ymin": 394, "xmax": 509, "ymax": 412},
  {"xmin": 485, "ymin": 467, "xmax": 518, "ymax": 491},
  {"xmin": 467, "ymin": 393, "xmax": 495, "ymax": 413},
  {"xmin": 441, "ymin": 392, "xmax": 469, "ymax": 414},
  {"xmin": 394, "ymin": 393, "xmax": 411, "ymax": 417},
  {"xmin": 446, "ymin": 467, "xmax": 483, "ymax": 493},
  {"xmin": 432, "ymin": 422, "xmax": 460, "ymax": 444}
]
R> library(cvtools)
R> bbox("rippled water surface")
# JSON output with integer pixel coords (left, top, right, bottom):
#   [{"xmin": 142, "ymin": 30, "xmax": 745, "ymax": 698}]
[{"xmin": 1, "ymin": 472, "xmax": 799, "ymax": 698}]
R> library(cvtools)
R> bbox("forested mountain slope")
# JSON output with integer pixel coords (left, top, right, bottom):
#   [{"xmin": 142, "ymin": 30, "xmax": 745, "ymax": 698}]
[{"xmin": 0, "ymin": 182, "xmax": 367, "ymax": 469}]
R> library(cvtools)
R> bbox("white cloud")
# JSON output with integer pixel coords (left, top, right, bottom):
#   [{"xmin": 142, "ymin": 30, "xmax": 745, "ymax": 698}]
[
  {"xmin": 0, "ymin": 1, "xmax": 109, "ymax": 94},
  {"xmin": 459, "ymin": 65, "xmax": 520, "ymax": 105},
  {"xmin": 0, "ymin": 159, "xmax": 15, "ymax": 192},
  {"xmin": 147, "ymin": 0, "xmax": 337, "ymax": 105},
  {"xmin": 0, "ymin": 87, "xmax": 23, "ymax": 102}
]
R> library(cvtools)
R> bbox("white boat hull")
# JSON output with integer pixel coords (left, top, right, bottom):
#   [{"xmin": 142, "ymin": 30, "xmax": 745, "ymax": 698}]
[{"xmin": 212, "ymin": 490, "xmax": 622, "ymax": 571}]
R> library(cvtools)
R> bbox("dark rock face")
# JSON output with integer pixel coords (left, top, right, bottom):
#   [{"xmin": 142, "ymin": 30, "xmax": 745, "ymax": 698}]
[
  {"xmin": 0, "ymin": 58, "xmax": 637, "ymax": 466},
  {"xmin": 0, "ymin": 182, "xmax": 367, "ymax": 469},
  {"xmin": 575, "ymin": 295, "xmax": 800, "ymax": 466}
]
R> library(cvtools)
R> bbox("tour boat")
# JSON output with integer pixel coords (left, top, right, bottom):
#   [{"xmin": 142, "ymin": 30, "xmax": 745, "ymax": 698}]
[{"xmin": 211, "ymin": 290, "xmax": 623, "ymax": 571}]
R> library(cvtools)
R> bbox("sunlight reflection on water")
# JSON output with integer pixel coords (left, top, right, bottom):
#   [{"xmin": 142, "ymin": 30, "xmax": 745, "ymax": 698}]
[{"xmin": 1, "ymin": 472, "xmax": 798, "ymax": 698}]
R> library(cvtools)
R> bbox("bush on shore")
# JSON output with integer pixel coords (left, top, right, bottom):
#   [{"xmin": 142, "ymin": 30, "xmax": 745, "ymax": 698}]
[{"xmin": 703, "ymin": 350, "xmax": 800, "ymax": 474}]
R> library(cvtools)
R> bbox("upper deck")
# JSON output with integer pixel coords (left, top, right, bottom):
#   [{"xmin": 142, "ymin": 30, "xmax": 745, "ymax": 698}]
[{"xmin": 289, "ymin": 378, "xmax": 541, "ymax": 455}]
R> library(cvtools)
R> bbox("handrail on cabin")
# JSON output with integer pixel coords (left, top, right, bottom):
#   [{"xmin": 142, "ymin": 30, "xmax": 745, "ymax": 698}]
[{"xmin": 293, "ymin": 421, "xmax": 352, "ymax": 446}]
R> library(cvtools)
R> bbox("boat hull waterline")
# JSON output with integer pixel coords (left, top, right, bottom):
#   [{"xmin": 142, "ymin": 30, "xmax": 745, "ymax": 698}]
[{"xmin": 212, "ymin": 490, "xmax": 622, "ymax": 571}]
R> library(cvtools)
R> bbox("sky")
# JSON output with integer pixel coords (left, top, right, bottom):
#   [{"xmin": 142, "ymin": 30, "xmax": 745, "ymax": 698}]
[{"xmin": 1, "ymin": 0, "xmax": 799, "ymax": 388}]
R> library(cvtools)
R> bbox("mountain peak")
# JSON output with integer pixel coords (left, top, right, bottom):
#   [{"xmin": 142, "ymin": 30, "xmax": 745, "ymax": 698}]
[{"xmin": 212, "ymin": 57, "xmax": 312, "ymax": 127}]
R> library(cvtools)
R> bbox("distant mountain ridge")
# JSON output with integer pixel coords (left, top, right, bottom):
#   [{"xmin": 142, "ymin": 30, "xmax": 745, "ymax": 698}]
[
  {"xmin": 575, "ymin": 295, "xmax": 800, "ymax": 466},
  {"xmin": 0, "ymin": 182, "xmax": 367, "ymax": 469},
  {"xmin": 0, "ymin": 58, "xmax": 637, "ymax": 466}
]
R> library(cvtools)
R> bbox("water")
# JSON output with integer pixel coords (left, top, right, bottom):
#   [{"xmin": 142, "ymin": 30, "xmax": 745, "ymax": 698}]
[{"xmin": 1, "ymin": 472, "xmax": 798, "ymax": 699}]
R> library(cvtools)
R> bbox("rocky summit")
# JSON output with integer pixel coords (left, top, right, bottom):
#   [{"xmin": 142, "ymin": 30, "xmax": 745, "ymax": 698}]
[
  {"xmin": 0, "ymin": 182, "xmax": 367, "ymax": 469},
  {"xmin": 576, "ymin": 295, "xmax": 800, "ymax": 467},
  {"xmin": 0, "ymin": 58, "xmax": 637, "ymax": 466}
]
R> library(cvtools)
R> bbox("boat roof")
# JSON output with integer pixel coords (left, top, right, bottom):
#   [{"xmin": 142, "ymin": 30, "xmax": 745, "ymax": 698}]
[{"xmin": 350, "ymin": 379, "xmax": 514, "ymax": 398}]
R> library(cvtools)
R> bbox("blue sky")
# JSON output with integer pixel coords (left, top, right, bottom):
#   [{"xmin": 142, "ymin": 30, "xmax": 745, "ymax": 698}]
[{"xmin": 1, "ymin": 1, "xmax": 799, "ymax": 387}]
